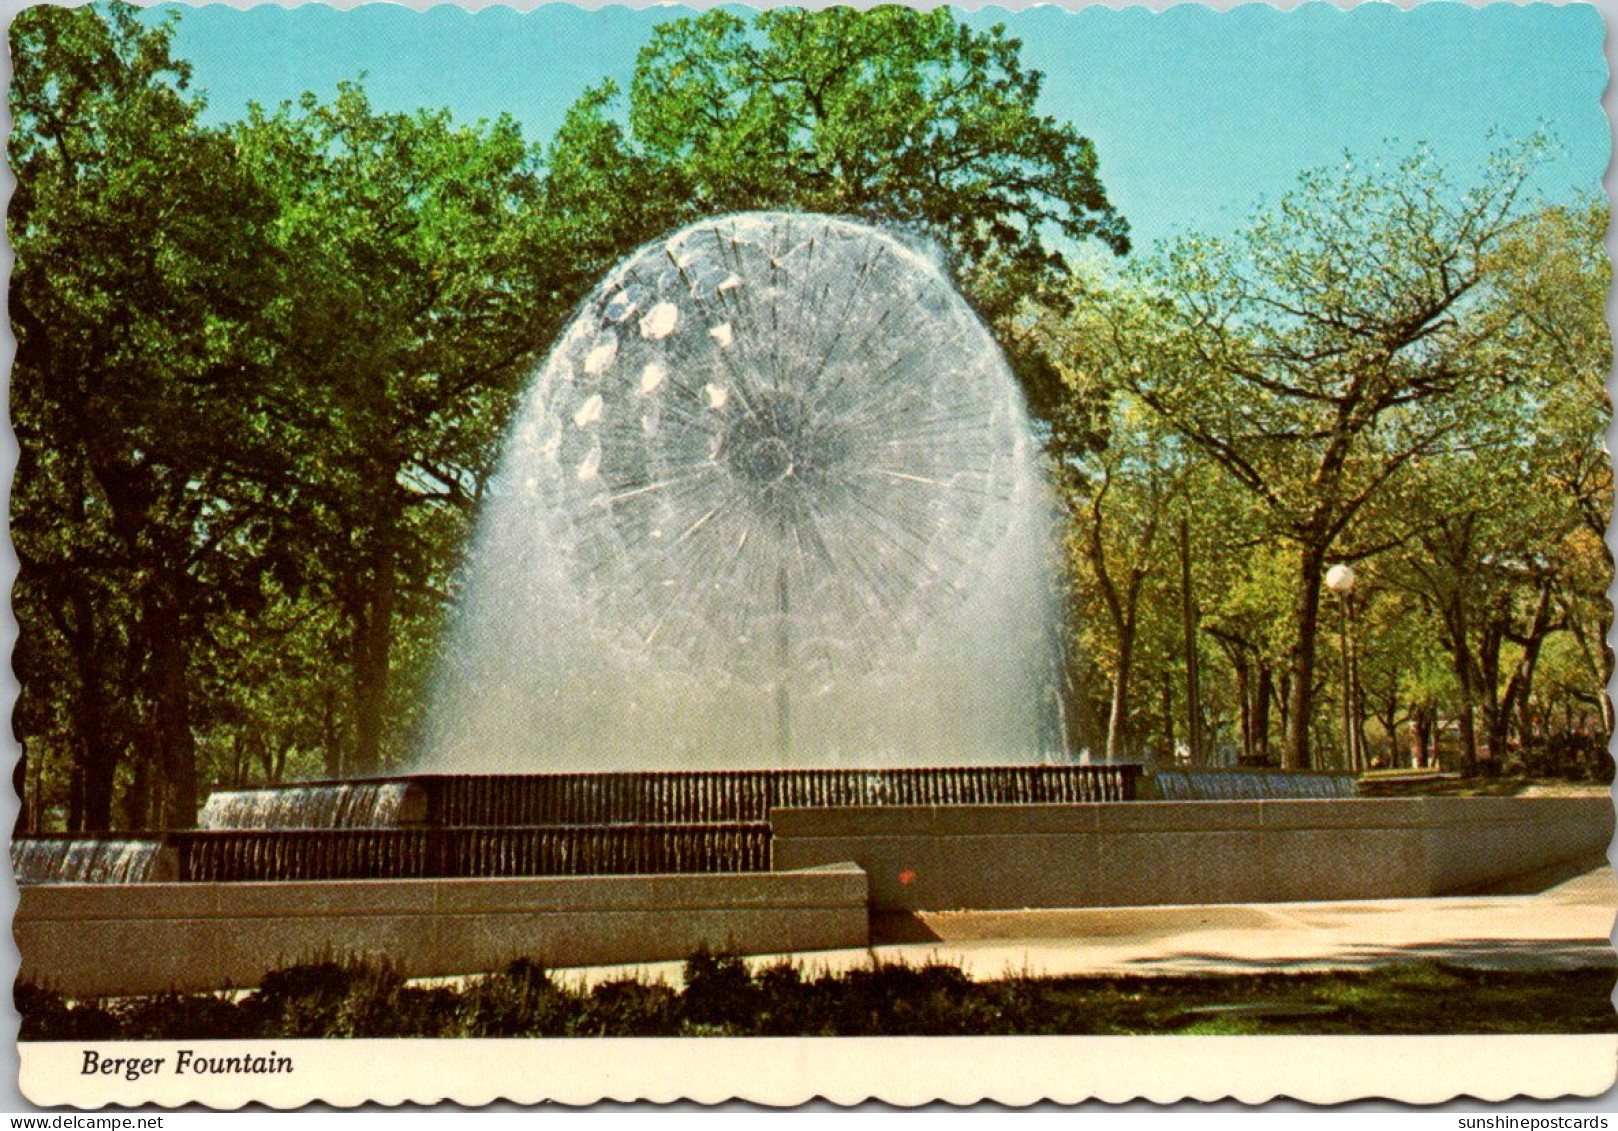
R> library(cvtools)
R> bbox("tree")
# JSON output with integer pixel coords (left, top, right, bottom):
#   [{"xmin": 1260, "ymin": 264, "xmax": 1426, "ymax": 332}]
[
  {"xmin": 1485, "ymin": 198, "xmax": 1611, "ymax": 541},
  {"xmin": 545, "ymin": 6, "xmax": 1129, "ymax": 417},
  {"xmin": 1124, "ymin": 142, "xmax": 1554, "ymax": 770},
  {"xmin": 1385, "ymin": 197, "xmax": 1612, "ymax": 773},
  {"xmin": 10, "ymin": 1, "xmax": 285, "ymax": 827},
  {"xmin": 1063, "ymin": 399, "xmax": 1180, "ymax": 762},
  {"xmin": 1040, "ymin": 288, "xmax": 1199, "ymax": 762},
  {"xmin": 231, "ymin": 83, "xmax": 554, "ymax": 773}
]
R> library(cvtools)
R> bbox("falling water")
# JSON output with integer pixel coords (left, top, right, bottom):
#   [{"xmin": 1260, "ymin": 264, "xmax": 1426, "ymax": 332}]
[
  {"xmin": 174, "ymin": 824, "xmax": 773, "ymax": 882},
  {"xmin": 200, "ymin": 765, "xmax": 1141, "ymax": 829},
  {"xmin": 12, "ymin": 838, "xmax": 166, "ymax": 884},
  {"xmin": 1150, "ymin": 769, "xmax": 1360, "ymax": 801},
  {"xmin": 198, "ymin": 781, "xmax": 418, "ymax": 830},
  {"xmin": 426, "ymin": 213, "xmax": 1063, "ymax": 771}
]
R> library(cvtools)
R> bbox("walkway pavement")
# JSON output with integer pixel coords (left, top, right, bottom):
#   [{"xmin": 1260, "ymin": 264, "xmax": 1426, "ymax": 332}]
[{"xmin": 557, "ymin": 858, "xmax": 1617, "ymax": 987}]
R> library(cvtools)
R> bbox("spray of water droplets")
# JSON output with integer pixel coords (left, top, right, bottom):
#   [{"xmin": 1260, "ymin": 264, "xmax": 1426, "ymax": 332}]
[{"xmin": 426, "ymin": 213, "xmax": 1064, "ymax": 771}]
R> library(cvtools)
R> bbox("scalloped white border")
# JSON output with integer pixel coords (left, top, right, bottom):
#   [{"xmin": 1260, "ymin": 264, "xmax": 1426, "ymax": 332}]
[
  {"xmin": 17, "ymin": 1035, "xmax": 1618, "ymax": 1108},
  {"xmin": 3, "ymin": 0, "xmax": 1614, "ymax": 1113}
]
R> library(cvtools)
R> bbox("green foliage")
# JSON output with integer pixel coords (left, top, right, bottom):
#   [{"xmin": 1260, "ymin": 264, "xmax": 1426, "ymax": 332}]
[
  {"xmin": 10, "ymin": 4, "xmax": 566, "ymax": 824},
  {"xmin": 10, "ymin": 0, "xmax": 287, "ymax": 828},
  {"xmin": 456, "ymin": 959, "xmax": 570, "ymax": 1037},
  {"xmin": 230, "ymin": 81, "xmax": 554, "ymax": 774},
  {"xmin": 682, "ymin": 947, "xmax": 763, "ymax": 1029},
  {"xmin": 11, "ymin": 1, "xmax": 1133, "ymax": 828},
  {"xmin": 15, "ymin": 983, "xmax": 120, "ymax": 1041},
  {"xmin": 546, "ymin": 6, "xmax": 1129, "ymax": 415},
  {"xmin": 17, "ymin": 955, "xmax": 1616, "ymax": 1039},
  {"xmin": 112, "ymin": 991, "xmax": 259, "ymax": 1041},
  {"xmin": 1053, "ymin": 142, "xmax": 1612, "ymax": 771}
]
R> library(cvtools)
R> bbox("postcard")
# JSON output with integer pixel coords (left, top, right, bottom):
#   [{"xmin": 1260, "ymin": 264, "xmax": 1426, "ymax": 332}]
[{"xmin": 6, "ymin": 0, "xmax": 1615, "ymax": 1110}]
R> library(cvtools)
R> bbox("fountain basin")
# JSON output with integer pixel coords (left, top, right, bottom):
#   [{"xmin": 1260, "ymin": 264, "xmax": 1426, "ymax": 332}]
[
  {"xmin": 1145, "ymin": 768, "xmax": 1360, "ymax": 801},
  {"xmin": 15, "ymin": 865, "xmax": 869, "ymax": 998},
  {"xmin": 176, "ymin": 824, "xmax": 771, "ymax": 882},
  {"xmin": 13, "ymin": 793, "xmax": 1608, "ymax": 996},
  {"xmin": 196, "ymin": 765, "xmax": 1144, "ymax": 831},
  {"xmin": 771, "ymin": 795, "xmax": 1614, "ymax": 911}
]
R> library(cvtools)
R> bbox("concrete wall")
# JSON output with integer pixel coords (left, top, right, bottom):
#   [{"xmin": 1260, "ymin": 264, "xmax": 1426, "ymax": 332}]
[
  {"xmin": 769, "ymin": 797, "xmax": 1613, "ymax": 912},
  {"xmin": 15, "ymin": 865, "xmax": 869, "ymax": 997}
]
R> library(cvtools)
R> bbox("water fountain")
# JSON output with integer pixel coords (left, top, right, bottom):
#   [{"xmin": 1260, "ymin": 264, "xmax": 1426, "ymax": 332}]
[
  {"xmin": 16, "ymin": 215, "xmax": 1608, "ymax": 999},
  {"xmin": 17, "ymin": 212, "xmax": 1137, "ymax": 886},
  {"xmin": 425, "ymin": 211, "xmax": 1064, "ymax": 771}
]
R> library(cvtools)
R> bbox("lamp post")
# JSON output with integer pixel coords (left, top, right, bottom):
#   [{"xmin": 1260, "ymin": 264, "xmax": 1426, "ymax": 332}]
[{"xmin": 1325, "ymin": 563, "xmax": 1358, "ymax": 770}]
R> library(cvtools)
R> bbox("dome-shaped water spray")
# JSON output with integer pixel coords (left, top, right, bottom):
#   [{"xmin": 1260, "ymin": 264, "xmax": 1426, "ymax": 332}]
[{"xmin": 427, "ymin": 212, "xmax": 1063, "ymax": 771}]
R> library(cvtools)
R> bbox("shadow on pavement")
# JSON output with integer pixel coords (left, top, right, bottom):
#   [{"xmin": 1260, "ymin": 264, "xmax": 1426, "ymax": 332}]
[{"xmin": 1128, "ymin": 937, "xmax": 1617, "ymax": 972}]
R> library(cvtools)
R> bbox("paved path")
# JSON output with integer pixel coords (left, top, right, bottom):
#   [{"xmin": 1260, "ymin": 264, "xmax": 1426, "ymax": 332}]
[{"xmin": 557, "ymin": 860, "xmax": 1617, "ymax": 988}]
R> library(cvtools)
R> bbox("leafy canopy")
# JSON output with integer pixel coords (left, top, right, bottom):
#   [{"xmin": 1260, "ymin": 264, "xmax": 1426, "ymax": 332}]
[{"xmin": 546, "ymin": 7, "xmax": 1130, "ymax": 415}]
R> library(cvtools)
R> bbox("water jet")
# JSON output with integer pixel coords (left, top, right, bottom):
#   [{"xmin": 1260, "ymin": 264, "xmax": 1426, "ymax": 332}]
[{"xmin": 426, "ymin": 212, "xmax": 1064, "ymax": 772}]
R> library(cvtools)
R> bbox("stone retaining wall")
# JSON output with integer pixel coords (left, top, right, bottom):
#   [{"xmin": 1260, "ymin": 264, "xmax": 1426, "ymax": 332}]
[
  {"xmin": 769, "ymin": 797, "xmax": 1613, "ymax": 911},
  {"xmin": 15, "ymin": 865, "xmax": 869, "ymax": 997}
]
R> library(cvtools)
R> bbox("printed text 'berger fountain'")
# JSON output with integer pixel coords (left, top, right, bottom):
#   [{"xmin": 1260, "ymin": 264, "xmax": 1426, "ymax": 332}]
[{"xmin": 426, "ymin": 212, "xmax": 1064, "ymax": 771}]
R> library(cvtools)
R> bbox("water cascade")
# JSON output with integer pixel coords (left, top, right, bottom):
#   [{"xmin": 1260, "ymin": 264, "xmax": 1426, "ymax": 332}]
[
  {"xmin": 427, "ymin": 212, "xmax": 1062, "ymax": 771},
  {"xmin": 175, "ymin": 825, "xmax": 772, "ymax": 883},
  {"xmin": 198, "ymin": 781, "xmax": 420, "ymax": 830},
  {"xmin": 14, "ymin": 765, "xmax": 1142, "ymax": 883},
  {"xmin": 12, "ymin": 838, "xmax": 168, "ymax": 884},
  {"xmin": 177, "ymin": 766, "xmax": 1142, "ymax": 829},
  {"xmin": 1150, "ymin": 769, "xmax": 1360, "ymax": 801}
]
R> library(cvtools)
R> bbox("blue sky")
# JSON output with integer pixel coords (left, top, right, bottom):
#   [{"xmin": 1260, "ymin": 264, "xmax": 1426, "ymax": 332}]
[{"xmin": 153, "ymin": 2, "xmax": 1608, "ymax": 255}]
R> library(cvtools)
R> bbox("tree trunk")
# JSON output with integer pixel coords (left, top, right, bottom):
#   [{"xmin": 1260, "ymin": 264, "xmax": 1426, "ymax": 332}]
[
  {"xmin": 324, "ymin": 682, "xmax": 344, "ymax": 778},
  {"xmin": 1501, "ymin": 584, "xmax": 1555, "ymax": 755},
  {"xmin": 1160, "ymin": 677, "xmax": 1175, "ymax": 764},
  {"xmin": 1376, "ymin": 671, "xmax": 1400, "ymax": 769},
  {"xmin": 1106, "ymin": 631, "xmax": 1135, "ymax": 764},
  {"xmin": 1229, "ymin": 648, "xmax": 1251, "ymax": 761},
  {"xmin": 146, "ymin": 583, "xmax": 198, "ymax": 828},
  {"xmin": 1476, "ymin": 615, "xmax": 1508, "ymax": 774},
  {"xmin": 67, "ymin": 584, "xmax": 116, "ymax": 831},
  {"xmin": 1455, "ymin": 657, "xmax": 1480, "ymax": 776},
  {"xmin": 1275, "ymin": 670, "xmax": 1290, "ymax": 754},
  {"xmin": 1564, "ymin": 607, "xmax": 1614, "ymax": 737},
  {"xmin": 68, "ymin": 753, "xmax": 85, "ymax": 834},
  {"xmin": 1084, "ymin": 480, "xmax": 1154, "ymax": 766},
  {"xmin": 122, "ymin": 749, "xmax": 152, "ymax": 830},
  {"xmin": 1254, "ymin": 666, "xmax": 1273, "ymax": 765},
  {"xmin": 1284, "ymin": 544, "xmax": 1328, "ymax": 771},
  {"xmin": 16, "ymin": 745, "xmax": 33, "ymax": 835},
  {"xmin": 1433, "ymin": 586, "xmax": 1481, "ymax": 777},
  {"xmin": 1179, "ymin": 515, "xmax": 1203, "ymax": 765},
  {"xmin": 1410, "ymin": 704, "xmax": 1432, "ymax": 769}
]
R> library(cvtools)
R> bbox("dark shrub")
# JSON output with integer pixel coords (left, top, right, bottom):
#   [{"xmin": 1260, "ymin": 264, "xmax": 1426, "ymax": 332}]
[
  {"xmin": 458, "ymin": 959, "xmax": 572, "ymax": 1037},
  {"xmin": 575, "ymin": 979, "xmax": 679, "ymax": 1036},
  {"xmin": 754, "ymin": 961, "xmax": 811, "ymax": 1035},
  {"xmin": 242, "ymin": 961, "xmax": 360, "ymax": 1037},
  {"xmin": 16, "ymin": 982, "xmax": 120, "ymax": 1041},
  {"xmin": 681, "ymin": 948, "xmax": 762, "ymax": 1031},
  {"xmin": 1519, "ymin": 733, "xmax": 1615, "ymax": 783},
  {"xmin": 373, "ymin": 984, "xmax": 460, "ymax": 1037},
  {"xmin": 115, "ymin": 992, "xmax": 256, "ymax": 1040},
  {"xmin": 832, "ymin": 961, "xmax": 985, "ymax": 1035},
  {"xmin": 504, "ymin": 957, "xmax": 551, "ymax": 993}
]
